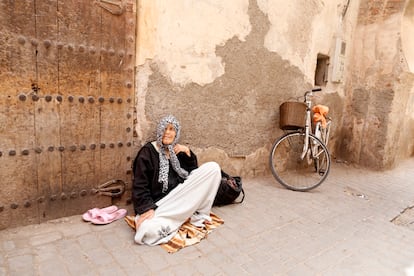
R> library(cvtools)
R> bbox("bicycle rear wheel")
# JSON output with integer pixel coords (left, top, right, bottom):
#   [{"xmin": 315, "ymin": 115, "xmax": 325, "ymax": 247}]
[{"xmin": 269, "ymin": 132, "xmax": 331, "ymax": 191}]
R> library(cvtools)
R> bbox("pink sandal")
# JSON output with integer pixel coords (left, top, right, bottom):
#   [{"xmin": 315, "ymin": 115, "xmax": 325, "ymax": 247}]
[
  {"xmin": 82, "ymin": 205, "xmax": 118, "ymax": 222},
  {"xmin": 90, "ymin": 209, "xmax": 127, "ymax": 225}
]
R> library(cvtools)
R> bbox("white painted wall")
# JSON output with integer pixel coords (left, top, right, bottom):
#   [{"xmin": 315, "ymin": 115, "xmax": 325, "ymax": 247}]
[
  {"xmin": 136, "ymin": 0, "xmax": 355, "ymax": 86},
  {"xmin": 137, "ymin": 0, "xmax": 251, "ymax": 86}
]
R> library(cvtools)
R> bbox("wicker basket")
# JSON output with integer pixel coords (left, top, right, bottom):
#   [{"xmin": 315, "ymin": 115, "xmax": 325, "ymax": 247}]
[{"xmin": 279, "ymin": 102, "xmax": 307, "ymax": 130}]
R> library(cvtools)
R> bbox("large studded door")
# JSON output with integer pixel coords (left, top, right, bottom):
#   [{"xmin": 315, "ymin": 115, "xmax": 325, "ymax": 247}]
[{"xmin": 0, "ymin": 0, "xmax": 136, "ymax": 229}]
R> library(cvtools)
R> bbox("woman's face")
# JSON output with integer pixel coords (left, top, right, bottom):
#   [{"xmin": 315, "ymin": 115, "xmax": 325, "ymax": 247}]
[{"xmin": 162, "ymin": 124, "xmax": 176, "ymax": 145}]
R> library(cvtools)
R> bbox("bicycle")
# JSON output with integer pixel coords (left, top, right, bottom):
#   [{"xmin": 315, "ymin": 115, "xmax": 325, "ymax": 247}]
[{"xmin": 269, "ymin": 88, "xmax": 332, "ymax": 191}]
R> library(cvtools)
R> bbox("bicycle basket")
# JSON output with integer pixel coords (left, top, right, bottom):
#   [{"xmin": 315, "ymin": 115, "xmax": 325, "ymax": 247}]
[{"xmin": 279, "ymin": 102, "xmax": 307, "ymax": 130}]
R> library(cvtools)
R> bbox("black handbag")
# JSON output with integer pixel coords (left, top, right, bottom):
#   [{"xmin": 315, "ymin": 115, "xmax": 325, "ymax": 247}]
[{"xmin": 213, "ymin": 170, "xmax": 245, "ymax": 206}]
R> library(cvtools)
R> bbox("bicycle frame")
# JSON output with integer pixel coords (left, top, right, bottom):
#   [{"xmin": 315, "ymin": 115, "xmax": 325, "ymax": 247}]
[
  {"xmin": 300, "ymin": 89, "xmax": 321, "ymax": 160},
  {"xmin": 315, "ymin": 120, "xmax": 332, "ymax": 147},
  {"xmin": 269, "ymin": 87, "xmax": 331, "ymax": 191}
]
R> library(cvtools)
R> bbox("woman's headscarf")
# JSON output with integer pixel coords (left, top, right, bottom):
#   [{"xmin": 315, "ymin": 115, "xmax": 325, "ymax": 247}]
[{"xmin": 156, "ymin": 115, "xmax": 189, "ymax": 192}]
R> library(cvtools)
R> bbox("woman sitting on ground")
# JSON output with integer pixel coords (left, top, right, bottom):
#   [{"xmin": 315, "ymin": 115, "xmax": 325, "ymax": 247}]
[{"xmin": 132, "ymin": 114, "xmax": 221, "ymax": 246}]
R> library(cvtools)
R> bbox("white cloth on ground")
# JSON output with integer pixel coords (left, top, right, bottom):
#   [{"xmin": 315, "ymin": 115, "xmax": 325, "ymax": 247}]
[{"xmin": 134, "ymin": 161, "xmax": 221, "ymax": 246}]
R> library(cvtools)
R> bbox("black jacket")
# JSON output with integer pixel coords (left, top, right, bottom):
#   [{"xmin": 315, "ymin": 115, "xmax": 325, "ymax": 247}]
[{"xmin": 132, "ymin": 142, "xmax": 198, "ymax": 215}]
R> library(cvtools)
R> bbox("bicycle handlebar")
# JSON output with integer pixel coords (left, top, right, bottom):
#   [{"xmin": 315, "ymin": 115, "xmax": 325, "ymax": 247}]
[{"xmin": 304, "ymin": 88, "xmax": 322, "ymax": 102}]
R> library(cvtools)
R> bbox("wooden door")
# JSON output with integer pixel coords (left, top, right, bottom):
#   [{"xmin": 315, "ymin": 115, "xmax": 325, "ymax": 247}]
[{"xmin": 0, "ymin": 0, "xmax": 136, "ymax": 229}]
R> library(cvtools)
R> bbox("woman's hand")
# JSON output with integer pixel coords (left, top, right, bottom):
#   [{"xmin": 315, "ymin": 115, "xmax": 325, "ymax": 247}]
[
  {"xmin": 136, "ymin": 209, "xmax": 155, "ymax": 229},
  {"xmin": 174, "ymin": 144, "xmax": 191, "ymax": 157}
]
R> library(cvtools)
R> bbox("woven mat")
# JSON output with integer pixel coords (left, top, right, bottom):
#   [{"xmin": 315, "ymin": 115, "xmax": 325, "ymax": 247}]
[{"xmin": 124, "ymin": 212, "xmax": 224, "ymax": 253}]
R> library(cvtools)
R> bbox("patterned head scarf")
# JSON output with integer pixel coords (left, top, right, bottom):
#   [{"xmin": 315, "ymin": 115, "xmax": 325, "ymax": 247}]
[{"xmin": 156, "ymin": 115, "xmax": 189, "ymax": 192}]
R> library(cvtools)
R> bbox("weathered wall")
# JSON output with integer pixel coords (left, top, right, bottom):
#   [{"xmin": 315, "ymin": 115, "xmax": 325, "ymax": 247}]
[
  {"xmin": 339, "ymin": 0, "xmax": 414, "ymax": 169},
  {"xmin": 134, "ymin": 0, "xmax": 358, "ymax": 176},
  {"xmin": 135, "ymin": 0, "xmax": 414, "ymax": 175},
  {"xmin": 402, "ymin": 1, "xmax": 414, "ymax": 72},
  {"xmin": 399, "ymin": 1, "xmax": 414, "ymax": 158}
]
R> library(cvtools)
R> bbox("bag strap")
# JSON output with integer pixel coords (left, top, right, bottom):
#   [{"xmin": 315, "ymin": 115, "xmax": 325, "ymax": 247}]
[
  {"xmin": 221, "ymin": 170, "xmax": 245, "ymax": 204},
  {"xmin": 233, "ymin": 188, "xmax": 245, "ymax": 204}
]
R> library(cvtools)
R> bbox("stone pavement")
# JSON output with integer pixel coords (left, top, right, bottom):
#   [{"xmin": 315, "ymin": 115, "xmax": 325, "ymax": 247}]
[{"xmin": 1, "ymin": 158, "xmax": 414, "ymax": 276}]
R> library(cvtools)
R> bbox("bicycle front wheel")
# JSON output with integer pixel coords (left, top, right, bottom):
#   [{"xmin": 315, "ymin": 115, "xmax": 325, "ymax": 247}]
[{"xmin": 269, "ymin": 132, "xmax": 331, "ymax": 191}]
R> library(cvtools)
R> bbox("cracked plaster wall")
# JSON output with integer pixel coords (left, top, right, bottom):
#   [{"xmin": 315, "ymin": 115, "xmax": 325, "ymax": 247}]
[{"xmin": 134, "ymin": 0, "xmax": 357, "ymax": 176}]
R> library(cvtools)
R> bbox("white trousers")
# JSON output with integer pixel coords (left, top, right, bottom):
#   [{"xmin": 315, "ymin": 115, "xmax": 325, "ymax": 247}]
[{"xmin": 134, "ymin": 161, "xmax": 221, "ymax": 246}]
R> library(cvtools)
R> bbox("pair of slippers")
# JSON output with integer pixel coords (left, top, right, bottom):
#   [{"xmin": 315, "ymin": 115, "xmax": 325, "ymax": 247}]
[{"xmin": 82, "ymin": 205, "xmax": 127, "ymax": 225}]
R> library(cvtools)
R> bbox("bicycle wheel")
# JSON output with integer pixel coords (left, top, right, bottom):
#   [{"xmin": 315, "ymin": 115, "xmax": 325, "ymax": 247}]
[{"xmin": 269, "ymin": 132, "xmax": 331, "ymax": 191}]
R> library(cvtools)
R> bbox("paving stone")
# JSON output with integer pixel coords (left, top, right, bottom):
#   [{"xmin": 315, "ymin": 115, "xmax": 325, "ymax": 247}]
[
  {"xmin": 7, "ymin": 254, "xmax": 34, "ymax": 273},
  {"xmin": 138, "ymin": 249, "xmax": 170, "ymax": 273},
  {"xmin": 29, "ymin": 231, "xmax": 63, "ymax": 247},
  {"xmin": 1, "ymin": 159, "xmax": 414, "ymax": 274},
  {"xmin": 1, "ymin": 240, "xmax": 15, "ymax": 251},
  {"xmin": 33, "ymin": 244, "xmax": 60, "ymax": 263},
  {"xmin": 37, "ymin": 259, "xmax": 71, "ymax": 276},
  {"xmin": 160, "ymin": 263, "xmax": 199, "ymax": 275},
  {"xmin": 192, "ymin": 256, "xmax": 222, "ymax": 275},
  {"xmin": 285, "ymin": 263, "xmax": 318, "ymax": 276},
  {"xmin": 96, "ymin": 263, "xmax": 128, "ymax": 276}
]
